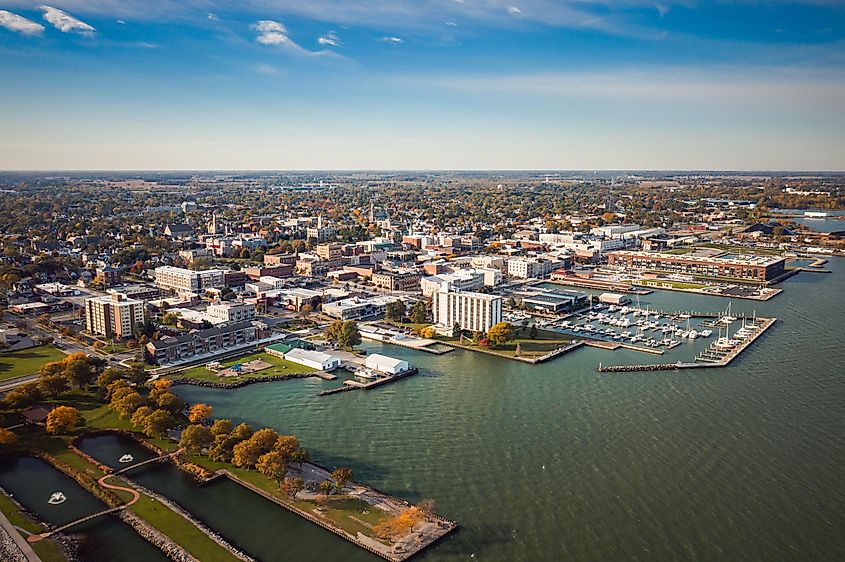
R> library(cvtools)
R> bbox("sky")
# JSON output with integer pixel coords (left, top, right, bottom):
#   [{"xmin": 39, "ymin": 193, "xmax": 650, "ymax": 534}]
[{"xmin": 1, "ymin": 1, "xmax": 844, "ymax": 171}]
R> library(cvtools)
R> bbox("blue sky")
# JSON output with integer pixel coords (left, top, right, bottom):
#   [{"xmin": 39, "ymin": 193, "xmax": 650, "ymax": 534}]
[{"xmin": 1, "ymin": 1, "xmax": 844, "ymax": 170}]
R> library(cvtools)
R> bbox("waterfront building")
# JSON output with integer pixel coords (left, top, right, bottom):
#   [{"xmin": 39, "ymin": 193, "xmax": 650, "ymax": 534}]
[
  {"xmin": 421, "ymin": 271, "xmax": 484, "ymax": 297},
  {"xmin": 522, "ymin": 291, "xmax": 588, "ymax": 314},
  {"xmin": 364, "ymin": 353, "xmax": 409, "ymax": 375},
  {"xmin": 433, "ymin": 290, "xmax": 502, "ymax": 334},
  {"xmin": 85, "ymin": 293, "xmax": 145, "ymax": 339},
  {"xmin": 154, "ymin": 266, "xmax": 227, "ymax": 293},
  {"xmin": 145, "ymin": 321, "xmax": 257, "ymax": 364},
  {"xmin": 606, "ymin": 250, "xmax": 786, "ymax": 281},
  {"xmin": 284, "ymin": 348, "xmax": 341, "ymax": 371}
]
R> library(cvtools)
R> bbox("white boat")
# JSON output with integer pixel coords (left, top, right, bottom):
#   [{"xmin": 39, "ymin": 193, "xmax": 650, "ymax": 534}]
[
  {"xmin": 687, "ymin": 330, "xmax": 699, "ymax": 339},
  {"xmin": 700, "ymin": 329, "xmax": 713, "ymax": 337},
  {"xmin": 48, "ymin": 492, "xmax": 66, "ymax": 505},
  {"xmin": 355, "ymin": 368, "xmax": 379, "ymax": 380},
  {"xmin": 119, "ymin": 454, "xmax": 134, "ymax": 463}
]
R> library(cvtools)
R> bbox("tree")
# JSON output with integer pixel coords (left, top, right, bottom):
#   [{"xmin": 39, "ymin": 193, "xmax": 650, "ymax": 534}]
[
  {"xmin": 373, "ymin": 506, "xmax": 426, "ymax": 540},
  {"xmin": 319, "ymin": 480, "xmax": 334, "ymax": 498},
  {"xmin": 409, "ymin": 300, "xmax": 428, "ymax": 324},
  {"xmin": 106, "ymin": 379, "xmax": 132, "ymax": 401},
  {"xmin": 338, "ymin": 320, "xmax": 361, "ymax": 350},
  {"xmin": 273, "ymin": 435, "xmax": 299, "ymax": 460},
  {"xmin": 230, "ymin": 422, "xmax": 254, "ymax": 441},
  {"xmin": 63, "ymin": 352, "xmax": 97, "ymax": 388},
  {"xmin": 46, "ymin": 406, "xmax": 80, "ymax": 435},
  {"xmin": 96, "ymin": 367, "xmax": 125, "ymax": 393},
  {"xmin": 529, "ymin": 325, "xmax": 539, "ymax": 339},
  {"xmin": 155, "ymin": 392, "xmax": 183, "ymax": 414},
  {"xmin": 113, "ymin": 392, "xmax": 145, "ymax": 419},
  {"xmin": 385, "ymin": 300, "xmax": 406, "ymax": 323},
  {"xmin": 452, "ymin": 322, "xmax": 462, "ymax": 339},
  {"xmin": 281, "ymin": 477, "xmax": 304, "ymax": 499},
  {"xmin": 256, "ymin": 450, "xmax": 287, "ymax": 485},
  {"xmin": 421, "ymin": 326, "xmax": 435, "ymax": 338},
  {"xmin": 180, "ymin": 424, "xmax": 214, "ymax": 452},
  {"xmin": 142, "ymin": 409, "xmax": 173, "ymax": 438},
  {"xmin": 188, "ymin": 403, "xmax": 213, "ymax": 424},
  {"xmin": 290, "ymin": 448, "xmax": 310, "ymax": 469},
  {"xmin": 3, "ymin": 382, "xmax": 43, "ymax": 410},
  {"xmin": 0, "ymin": 428, "xmax": 17, "ymax": 445},
  {"xmin": 161, "ymin": 312, "xmax": 179, "ymax": 326},
  {"xmin": 131, "ymin": 406, "xmax": 154, "ymax": 428},
  {"xmin": 232, "ymin": 428, "xmax": 278, "ymax": 469},
  {"xmin": 38, "ymin": 373, "xmax": 69, "ymax": 398},
  {"xmin": 331, "ymin": 467, "xmax": 353, "ymax": 491},
  {"xmin": 487, "ymin": 322, "xmax": 512, "ymax": 348},
  {"xmin": 211, "ymin": 418, "xmax": 234, "ymax": 437}
]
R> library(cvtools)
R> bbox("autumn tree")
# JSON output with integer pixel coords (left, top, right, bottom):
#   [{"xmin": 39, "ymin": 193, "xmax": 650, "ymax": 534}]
[
  {"xmin": 155, "ymin": 392, "xmax": 183, "ymax": 414},
  {"xmin": 319, "ymin": 480, "xmax": 334, "ymax": 498},
  {"xmin": 142, "ymin": 409, "xmax": 173, "ymax": 438},
  {"xmin": 290, "ymin": 448, "xmax": 310, "ymax": 469},
  {"xmin": 46, "ymin": 406, "xmax": 80, "ymax": 435},
  {"xmin": 256, "ymin": 450, "xmax": 288, "ymax": 486},
  {"xmin": 211, "ymin": 418, "xmax": 234, "ymax": 437},
  {"xmin": 486, "ymin": 322, "xmax": 512, "ymax": 348},
  {"xmin": 0, "ymin": 428, "xmax": 17, "ymax": 445},
  {"xmin": 63, "ymin": 353, "xmax": 97, "ymax": 388},
  {"xmin": 131, "ymin": 406, "xmax": 154, "ymax": 428},
  {"xmin": 232, "ymin": 428, "xmax": 278, "ymax": 469},
  {"xmin": 281, "ymin": 477, "xmax": 304, "ymax": 499},
  {"xmin": 373, "ymin": 506, "xmax": 426, "ymax": 540},
  {"xmin": 188, "ymin": 403, "xmax": 213, "ymax": 424},
  {"xmin": 273, "ymin": 435, "xmax": 299, "ymax": 460},
  {"xmin": 38, "ymin": 372, "xmax": 69, "ymax": 398},
  {"xmin": 113, "ymin": 391, "xmax": 145, "ymax": 418},
  {"xmin": 3, "ymin": 381, "xmax": 43, "ymax": 410},
  {"xmin": 180, "ymin": 424, "xmax": 214, "ymax": 452},
  {"xmin": 331, "ymin": 467, "xmax": 353, "ymax": 491}
]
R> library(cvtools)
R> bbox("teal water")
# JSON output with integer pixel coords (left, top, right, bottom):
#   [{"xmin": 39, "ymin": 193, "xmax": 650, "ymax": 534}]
[
  {"xmin": 0, "ymin": 456, "xmax": 169, "ymax": 562},
  {"xmin": 171, "ymin": 257, "xmax": 845, "ymax": 561}
]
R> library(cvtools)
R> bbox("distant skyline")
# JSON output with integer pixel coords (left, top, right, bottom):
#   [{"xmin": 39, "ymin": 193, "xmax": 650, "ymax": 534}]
[{"xmin": 1, "ymin": 1, "xmax": 844, "ymax": 171}]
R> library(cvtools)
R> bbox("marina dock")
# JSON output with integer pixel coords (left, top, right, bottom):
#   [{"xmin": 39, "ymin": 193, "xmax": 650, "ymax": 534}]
[{"xmin": 318, "ymin": 368, "xmax": 419, "ymax": 396}]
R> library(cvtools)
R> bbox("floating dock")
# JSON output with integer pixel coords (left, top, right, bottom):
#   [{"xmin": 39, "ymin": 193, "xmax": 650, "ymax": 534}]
[{"xmin": 318, "ymin": 368, "xmax": 419, "ymax": 396}]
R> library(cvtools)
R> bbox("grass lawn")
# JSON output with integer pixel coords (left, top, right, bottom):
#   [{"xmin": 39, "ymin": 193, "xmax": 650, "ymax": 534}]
[
  {"xmin": 0, "ymin": 492, "xmax": 68, "ymax": 562},
  {"xmin": 0, "ymin": 345, "xmax": 66, "ymax": 381},
  {"xmin": 441, "ymin": 328, "xmax": 574, "ymax": 358},
  {"xmin": 185, "ymin": 453, "xmax": 389, "ymax": 539},
  {"xmin": 638, "ymin": 279, "xmax": 707, "ymax": 290},
  {"xmin": 172, "ymin": 351, "xmax": 315, "ymax": 383},
  {"xmin": 129, "ymin": 492, "xmax": 242, "ymax": 562}
]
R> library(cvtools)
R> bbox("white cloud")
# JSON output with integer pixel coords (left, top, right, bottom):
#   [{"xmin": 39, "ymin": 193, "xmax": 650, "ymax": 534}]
[
  {"xmin": 252, "ymin": 19, "xmax": 288, "ymax": 45},
  {"xmin": 0, "ymin": 10, "xmax": 44, "ymax": 36},
  {"xmin": 318, "ymin": 31, "xmax": 341, "ymax": 47},
  {"xmin": 207, "ymin": 12, "xmax": 219, "ymax": 21},
  {"xmin": 41, "ymin": 5, "xmax": 95, "ymax": 36},
  {"xmin": 380, "ymin": 36, "xmax": 404, "ymax": 43},
  {"xmin": 508, "ymin": 6, "xmax": 522, "ymax": 15},
  {"xmin": 116, "ymin": 19, "xmax": 125, "ymax": 24}
]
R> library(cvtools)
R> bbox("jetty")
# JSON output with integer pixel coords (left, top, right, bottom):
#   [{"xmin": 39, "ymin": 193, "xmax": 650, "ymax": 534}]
[{"xmin": 319, "ymin": 368, "xmax": 419, "ymax": 396}]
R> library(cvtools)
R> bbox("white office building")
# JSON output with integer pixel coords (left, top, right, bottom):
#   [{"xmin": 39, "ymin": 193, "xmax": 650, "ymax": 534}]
[
  {"xmin": 506, "ymin": 257, "xmax": 564, "ymax": 279},
  {"xmin": 433, "ymin": 290, "xmax": 502, "ymax": 334}
]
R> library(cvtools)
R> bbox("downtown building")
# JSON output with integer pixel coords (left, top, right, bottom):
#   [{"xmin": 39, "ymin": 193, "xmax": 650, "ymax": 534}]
[
  {"xmin": 433, "ymin": 290, "xmax": 502, "ymax": 335},
  {"xmin": 606, "ymin": 250, "xmax": 786, "ymax": 282},
  {"xmin": 154, "ymin": 266, "xmax": 227, "ymax": 293},
  {"xmin": 85, "ymin": 293, "xmax": 145, "ymax": 339}
]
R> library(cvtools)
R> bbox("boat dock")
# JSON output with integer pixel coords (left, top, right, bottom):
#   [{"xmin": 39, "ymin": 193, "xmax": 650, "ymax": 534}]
[{"xmin": 318, "ymin": 368, "xmax": 419, "ymax": 396}]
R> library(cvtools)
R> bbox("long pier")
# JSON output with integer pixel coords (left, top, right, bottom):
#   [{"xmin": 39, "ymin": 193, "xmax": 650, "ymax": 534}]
[
  {"xmin": 597, "ymin": 317, "xmax": 776, "ymax": 373},
  {"xmin": 318, "ymin": 368, "xmax": 419, "ymax": 397}
]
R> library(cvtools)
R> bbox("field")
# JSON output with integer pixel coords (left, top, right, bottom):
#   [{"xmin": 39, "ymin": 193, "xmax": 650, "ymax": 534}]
[
  {"xmin": 172, "ymin": 351, "xmax": 316, "ymax": 382},
  {"xmin": 0, "ymin": 345, "xmax": 66, "ymax": 381}
]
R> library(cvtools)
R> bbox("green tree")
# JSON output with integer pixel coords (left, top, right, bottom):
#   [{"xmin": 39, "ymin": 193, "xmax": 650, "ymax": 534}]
[
  {"xmin": 63, "ymin": 352, "xmax": 97, "ymax": 388},
  {"xmin": 113, "ymin": 391, "xmax": 145, "ymax": 418},
  {"xmin": 38, "ymin": 373, "xmax": 69, "ymax": 398},
  {"xmin": 339, "ymin": 320, "xmax": 361, "ymax": 350},
  {"xmin": 180, "ymin": 424, "xmax": 214, "ymax": 452},
  {"xmin": 319, "ymin": 480, "xmax": 334, "ymax": 498},
  {"xmin": 211, "ymin": 418, "xmax": 234, "ymax": 436},
  {"xmin": 385, "ymin": 300, "xmax": 406, "ymax": 322},
  {"xmin": 290, "ymin": 448, "xmax": 311, "ymax": 469},
  {"xmin": 409, "ymin": 300, "xmax": 428, "ymax": 324},
  {"xmin": 529, "ymin": 325, "xmax": 539, "ymax": 339}
]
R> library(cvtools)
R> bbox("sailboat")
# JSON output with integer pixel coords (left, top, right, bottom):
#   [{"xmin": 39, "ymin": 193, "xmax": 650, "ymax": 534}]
[{"xmin": 721, "ymin": 301, "xmax": 737, "ymax": 324}]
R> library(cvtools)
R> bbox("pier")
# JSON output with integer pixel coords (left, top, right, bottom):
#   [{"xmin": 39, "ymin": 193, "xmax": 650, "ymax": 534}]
[{"xmin": 318, "ymin": 368, "xmax": 419, "ymax": 397}]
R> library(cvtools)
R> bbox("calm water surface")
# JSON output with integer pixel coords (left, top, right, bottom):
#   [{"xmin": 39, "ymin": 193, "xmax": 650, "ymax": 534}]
[{"xmin": 173, "ymin": 257, "xmax": 845, "ymax": 562}]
